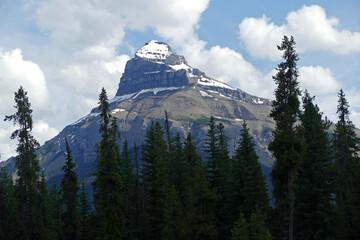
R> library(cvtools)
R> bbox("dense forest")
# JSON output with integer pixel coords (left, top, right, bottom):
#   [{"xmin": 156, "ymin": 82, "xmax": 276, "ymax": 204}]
[{"xmin": 1, "ymin": 36, "xmax": 359, "ymax": 240}]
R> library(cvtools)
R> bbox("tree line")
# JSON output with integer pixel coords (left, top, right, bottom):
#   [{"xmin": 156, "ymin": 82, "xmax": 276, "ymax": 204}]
[{"xmin": 0, "ymin": 35, "xmax": 359, "ymax": 240}]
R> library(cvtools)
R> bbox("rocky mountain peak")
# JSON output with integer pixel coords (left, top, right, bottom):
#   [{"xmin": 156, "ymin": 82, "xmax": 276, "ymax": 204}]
[
  {"xmin": 115, "ymin": 40, "xmax": 270, "ymax": 106},
  {"xmin": 135, "ymin": 40, "xmax": 172, "ymax": 60}
]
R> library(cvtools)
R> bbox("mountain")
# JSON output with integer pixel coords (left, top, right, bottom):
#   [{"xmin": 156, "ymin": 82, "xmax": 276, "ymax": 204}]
[{"xmin": 1, "ymin": 40, "xmax": 275, "ymax": 187}]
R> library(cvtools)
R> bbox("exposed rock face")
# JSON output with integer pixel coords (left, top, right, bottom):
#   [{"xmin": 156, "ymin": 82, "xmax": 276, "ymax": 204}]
[
  {"xmin": 1, "ymin": 40, "xmax": 275, "ymax": 189},
  {"xmin": 115, "ymin": 58, "xmax": 189, "ymax": 96}
]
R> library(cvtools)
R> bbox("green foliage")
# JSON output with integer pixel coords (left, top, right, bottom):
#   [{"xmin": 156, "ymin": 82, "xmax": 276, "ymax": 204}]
[
  {"xmin": 78, "ymin": 183, "xmax": 91, "ymax": 240},
  {"xmin": 120, "ymin": 139, "xmax": 137, "ymax": 239},
  {"xmin": 48, "ymin": 182, "xmax": 63, "ymax": 240},
  {"xmin": 61, "ymin": 139, "xmax": 80, "ymax": 240},
  {"xmin": 141, "ymin": 121, "xmax": 169, "ymax": 239},
  {"xmin": 231, "ymin": 213, "xmax": 249, "ymax": 240},
  {"xmin": 268, "ymin": 36, "xmax": 304, "ymax": 240},
  {"xmin": 231, "ymin": 122, "xmax": 269, "ymax": 219},
  {"xmin": 93, "ymin": 87, "xmax": 124, "ymax": 240},
  {"xmin": 161, "ymin": 185, "xmax": 185, "ymax": 240},
  {"xmin": 295, "ymin": 92, "xmax": 335, "ymax": 240},
  {"xmin": 332, "ymin": 89, "xmax": 360, "ymax": 239},
  {"xmin": 0, "ymin": 168, "xmax": 19, "ymax": 239},
  {"xmin": 184, "ymin": 133, "xmax": 218, "ymax": 240},
  {"xmin": 248, "ymin": 206, "xmax": 272, "ymax": 240},
  {"xmin": 4, "ymin": 86, "xmax": 46, "ymax": 239},
  {"xmin": 231, "ymin": 208, "xmax": 272, "ymax": 240}
]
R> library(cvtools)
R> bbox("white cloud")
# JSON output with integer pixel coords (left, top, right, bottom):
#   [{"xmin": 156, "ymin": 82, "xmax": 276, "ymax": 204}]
[
  {"xmin": 33, "ymin": 0, "xmax": 209, "ymax": 121},
  {"xmin": 0, "ymin": 124, "xmax": 17, "ymax": 161},
  {"xmin": 0, "ymin": 48, "xmax": 49, "ymax": 113},
  {"xmin": 36, "ymin": 0, "xmax": 209, "ymax": 50},
  {"xmin": 179, "ymin": 43, "xmax": 275, "ymax": 98},
  {"xmin": 33, "ymin": 120, "xmax": 59, "ymax": 146},
  {"xmin": 299, "ymin": 66, "xmax": 340, "ymax": 95},
  {"xmin": 59, "ymin": 52, "xmax": 130, "ymax": 117},
  {"xmin": 239, "ymin": 4, "xmax": 360, "ymax": 60},
  {"xmin": 0, "ymin": 48, "xmax": 60, "ymax": 161}
]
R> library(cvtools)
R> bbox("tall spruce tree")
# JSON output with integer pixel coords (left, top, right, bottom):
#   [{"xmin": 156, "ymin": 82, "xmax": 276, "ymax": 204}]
[
  {"xmin": 161, "ymin": 185, "xmax": 185, "ymax": 240},
  {"xmin": 4, "ymin": 86, "xmax": 45, "ymax": 240},
  {"xmin": 231, "ymin": 213, "xmax": 249, "ymax": 240},
  {"xmin": 141, "ymin": 121, "xmax": 169, "ymax": 240},
  {"xmin": 332, "ymin": 89, "xmax": 360, "ymax": 239},
  {"xmin": 93, "ymin": 87, "xmax": 124, "ymax": 240},
  {"xmin": 204, "ymin": 116, "xmax": 220, "ymax": 189},
  {"xmin": 183, "ymin": 133, "xmax": 218, "ymax": 240},
  {"xmin": 61, "ymin": 139, "xmax": 80, "ymax": 240},
  {"xmin": 295, "ymin": 92, "xmax": 334, "ymax": 240},
  {"xmin": 0, "ymin": 168, "xmax": 19, "ymax": 239},
  {"xmin": 268, "ymin": 36, "xmax": 304, "ymax": 240},
  {"xmin": 120, "ymin": 139, "xmax": 136, "ymax": 239},
  {"xmin": 204, "ymin": 118, "xmax": 232, "ymax": 238},
  {"xmin": 48, "ymin": 182, "xmax": 63, "ymax": 240},
  {"xmin": 78, "ymin": 183, "xmax": 91, "ymax": 240},
  {"xmin": 168, "ymin": 133, "xmax": 187, "ymax": 202},
  {"xmin": 232, "ymin": 122, "xmax": 269, "ymax": 219}
]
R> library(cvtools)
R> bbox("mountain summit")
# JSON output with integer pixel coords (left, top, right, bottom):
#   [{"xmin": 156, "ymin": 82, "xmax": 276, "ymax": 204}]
[
  {"xmin": 116, "ymin": 40, "xmax": 268, "ymax": 104},
  {"xmin": 1, "ymin": 40, "xmax": 274, "ymax": 186}
]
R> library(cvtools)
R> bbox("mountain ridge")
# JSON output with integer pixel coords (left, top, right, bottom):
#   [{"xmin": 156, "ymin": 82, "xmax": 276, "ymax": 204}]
[{"xmin": 1, "ymin": 40, "xmax": 275, "ymax": 187}]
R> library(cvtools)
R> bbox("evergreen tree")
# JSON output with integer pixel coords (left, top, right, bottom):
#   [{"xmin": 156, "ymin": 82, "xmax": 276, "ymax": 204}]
[
  {"xmin": 61, "ymin": 139, "xmax": 80, "ymax": 240},
  {"xmin": 295, "ymin": 92, "xmax": 334, "ymax": 240},
  {"xmin": 268, "ymin": 36, "xmax": 304, "ymax": 240},
  {"xmin": 0, "ymin": 168, "xmax": 19, "ymax": 239},
  {"xmin": 248, "ymin": 206, "xmax": 273, "ymax": 240},
  {"xmin": 230, "ymin": 208, "xmax": 272, "ymax": 240},
  {"xmin": 204, "ymin": 118, "xmax": 232, "ymax": 238},
  {"xmin": 120, "ymin": 139, "xmax": 136, "ymax": 239},
  {"xmin": 231, "ymin": 122, "xmax": 269, "ymax": 219},
  {"xmin": 204, "ymin": 116, "xmax": 219, "ymax": 189},
  {"xmin": 92, "ymin": 87, "xmax": 124, "ymax": 240},
  {"xmin": 38, "ymin": 174, "xmax": 52, "ymax": 240},
  {"xmin": 161, "ymin": 185, "xmax": 185, "ymax": 240},
  {"xmin": 4, "ymin": 86, "xmax": 45, "ymax": 240},
  {"xmin": 48, "ymin": 182, "xmax": 63, "ymax": 240},
  {"xmin": 78, "ymin": 183, "xmax": 91, "ymax": 240},
  {"xmin": 141, "ymin": 121, "xmax": 169, "ymax": 239},
  {"xmin": 168, "ymin": 133, "xmax": 187, "ymax": 202},
  {"xmin": 231, "ymin": 213, "xmax": 249, "ymax": 240},
  {"xmin": 332, "ymin": 89, "xmax": 360, "ymax": 239},
  {"xmin": 183, "ymin": 133, "xmax": 218, "ymax": 240}
]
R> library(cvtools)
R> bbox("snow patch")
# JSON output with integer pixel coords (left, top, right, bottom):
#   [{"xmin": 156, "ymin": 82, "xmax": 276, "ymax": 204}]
[
  {"xmin": 169, "ymin": 63, "xmax": 191, "ymax": 71},
  {"xmin": 252, "ymin": 98, "xmax": 264, "ymax": 104},
  {"xmin": 111, "ymin": 108, "xmax": 125, "ymax": 114},
  {"xmin": 109, "ymin": 93, "xmax": 136, "ymax": 104},
  {"xmin": 199, "ymin": 90, "xmax": 213, "ymax": 98},
  {"xmin": 197, "ymin": 77, "xmax": 236, "ymax": 90},
  {"xmin": 144, "ymin": 71, "xmax": 161, "ymax": 74},
  {"xmin": 135, "ymin": 40, "xmax": 172, "ymax": 60},
  {"xmin": 133, "ymin": 86, "xmax": 185, "ymax": 99},
  {"xmin": 70, "ymin": 112, "xmax": 100, "ymax": 126}
]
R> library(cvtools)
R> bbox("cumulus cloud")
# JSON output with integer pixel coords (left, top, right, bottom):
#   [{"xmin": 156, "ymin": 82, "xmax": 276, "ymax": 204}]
[
  {"xmin": 59, "ymin": 52, "xmax": 130, "ymax": 115},
  {"xmin": 179, "ymin": 43, "xmax": 275, "ymax": 98},
  {"xmin": 0, "ymin": 48, "xmax": 49, "ymax": 112},
  {"xmin": 33, "ymin": 120, "xmax": 59, "ymax": 146},
  {"xmin": 33, "ymin": 0, "xmax": 210, "ymax": 121},
  {"xmin": 239, "ymin": 4, "xmax": 360, "ymax": 60},
  {"xmin": 0, "ymin": 48, "xmax": 60, "ymax": 161},
  {"xmin": 36, "ymin": 0, "xmax": 209, "ymax": 50},
  {"xmin": 299, "ymin": 66, "xmax": 340, "ymax": 95}
]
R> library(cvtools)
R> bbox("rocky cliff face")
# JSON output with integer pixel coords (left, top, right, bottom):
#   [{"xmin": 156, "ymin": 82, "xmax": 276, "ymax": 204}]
[{"xmin": 1, "ymin": 40, "xmax": 275, "ymax": 188}]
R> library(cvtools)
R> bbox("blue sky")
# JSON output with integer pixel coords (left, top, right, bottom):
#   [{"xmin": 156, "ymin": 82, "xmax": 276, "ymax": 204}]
[{"xmin": 0, "ymin": 0, "xmax": 359, "ymax": 160}]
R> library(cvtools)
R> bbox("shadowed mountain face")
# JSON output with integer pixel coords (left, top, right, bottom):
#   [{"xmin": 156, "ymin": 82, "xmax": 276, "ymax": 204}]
[{"xmin": 1, "ymin": 40, "xmax": 275, "ymax": 187}]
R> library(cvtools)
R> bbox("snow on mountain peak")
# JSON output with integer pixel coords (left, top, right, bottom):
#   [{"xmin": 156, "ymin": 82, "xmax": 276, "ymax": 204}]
[{"xmin": 135, "ymin": 40, "xmax": 172, "ymax": 60}]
